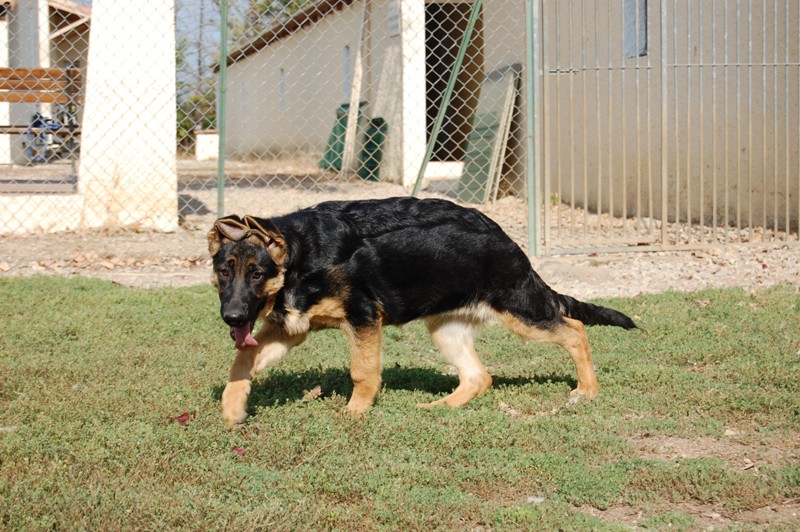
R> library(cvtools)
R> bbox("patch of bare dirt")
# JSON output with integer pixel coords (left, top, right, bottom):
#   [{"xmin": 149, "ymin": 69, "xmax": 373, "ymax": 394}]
[
  {"xmin": 629, "ymin": 433, "xmax": 797, "ymax": 472},
  {"xmin": 579, "ymin": 499, "xmax": 800, "ymax": 530},
  {"xmin": 1, "ymin": 179, "xmax": 799, "ymax": 297}
]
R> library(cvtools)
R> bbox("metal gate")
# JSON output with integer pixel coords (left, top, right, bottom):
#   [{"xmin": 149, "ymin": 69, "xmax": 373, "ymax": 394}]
[{"xmin": 536, "ymin": 0, "xmax": 800, "ymax": 254}]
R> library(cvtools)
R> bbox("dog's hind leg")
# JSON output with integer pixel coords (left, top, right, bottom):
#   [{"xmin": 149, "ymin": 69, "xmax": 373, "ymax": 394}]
[
  {"xmin": 222, "ymin": 323, "xmax": 307, "ymax": 427},
  {"xmin": 418, "ymin": 317, "xmax": 492, "ymax": 409},
  {"xmin": 344, "ymin": 322, "xmax": 383, "ymax": 415},
  {"xmin": 500, "ymin": 313, "xmax": 599, "ymax": 401}
]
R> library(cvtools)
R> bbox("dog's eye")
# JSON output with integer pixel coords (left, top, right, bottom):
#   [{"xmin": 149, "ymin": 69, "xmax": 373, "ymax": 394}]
[
  {"xmin": 219, "ymin": 268, "xmax": 230, "ymax": 278},
  {"xmin": 251, "ymin": 271, "xmax": 263, "ymax": 281}
]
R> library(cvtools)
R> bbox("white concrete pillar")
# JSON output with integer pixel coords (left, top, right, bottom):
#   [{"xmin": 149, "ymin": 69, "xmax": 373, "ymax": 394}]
[
  {"xmin": 399, "ymin": 0, "xmax": 426, "ymax": 187},
  {"xmin": 78, "ymin": 0, "xmax": 178, "ymax": 231}
]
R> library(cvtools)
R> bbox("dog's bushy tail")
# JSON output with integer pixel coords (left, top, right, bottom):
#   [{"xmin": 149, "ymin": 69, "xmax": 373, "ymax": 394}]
[{"xmin": 556, "ymin": 293, "xmax": 637, "ymax": 329}]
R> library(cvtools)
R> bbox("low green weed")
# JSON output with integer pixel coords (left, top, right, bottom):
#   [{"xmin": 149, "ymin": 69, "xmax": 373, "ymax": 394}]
[{"xmin": 1, "ymin": 277, "xmax": 797, "ymax": 529}]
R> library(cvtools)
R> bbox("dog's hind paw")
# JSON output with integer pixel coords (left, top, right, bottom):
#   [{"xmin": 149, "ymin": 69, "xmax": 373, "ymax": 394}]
[{"xmin": 568, "ymin": 387, "xmax": 599, "ymax": 404}]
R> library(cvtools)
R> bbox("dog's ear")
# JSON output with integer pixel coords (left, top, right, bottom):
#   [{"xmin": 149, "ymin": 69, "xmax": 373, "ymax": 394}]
[
  {"xmin": 208, "ymin": 215, "xmax": 248, "ymax": 255},
  {"xmin": 244, "ymin": 215, "xmax": 287, "ymax": 266},
  {"xmin": 216, "ymin": 217, "xmax": 250, "ymax": 241}
]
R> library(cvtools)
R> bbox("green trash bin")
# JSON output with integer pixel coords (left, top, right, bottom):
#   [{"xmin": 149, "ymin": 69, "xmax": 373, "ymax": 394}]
[
  {"xmin": 319, "ymin": 102, "xmax": 366, "ymax": 172},
  {"xmin": 357, "ymin": 117, "xmax": 387, "ymax": 182}
]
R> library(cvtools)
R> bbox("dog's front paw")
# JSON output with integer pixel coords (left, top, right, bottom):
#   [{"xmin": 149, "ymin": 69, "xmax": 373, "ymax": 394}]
[
  {"xmin": 223, "ymin": 405, "xmax": 248, "ymax": 427},
  {"xmin": 345, "ymin": 398, "xmax": 372, "ymax": 417},
  {"xmin": 221, "ymin": 380, "xmax": 250, "ymax": 427}
]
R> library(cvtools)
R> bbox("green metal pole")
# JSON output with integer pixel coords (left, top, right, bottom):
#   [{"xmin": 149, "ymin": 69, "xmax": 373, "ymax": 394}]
[
  {"xmin": 411, "ymin": 0, "xmax": 483, "ymax": 197},
  {"xmin": 525, "ymin": 0, "xmax": 540, "ymax": 257},
  {"xmin": 216, "ymin": 0, "xmax": 229, "ymax": 218}
]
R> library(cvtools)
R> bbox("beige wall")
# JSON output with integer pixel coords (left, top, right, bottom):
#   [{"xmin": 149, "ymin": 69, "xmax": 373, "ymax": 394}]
[
  {"xmin": 226, "ymin": 0, "xmax": 429, "ymax": 185},
  {"xmin": 225, "ymin": 0, "xmax": 530, "ymax": 187},
  {"xmin": 226, "ymin": 3, "xmax": 363, "ymax": 159},
  {"xmin": 540, "ymin": 0, "xmax": 800, "ymax": 230}
]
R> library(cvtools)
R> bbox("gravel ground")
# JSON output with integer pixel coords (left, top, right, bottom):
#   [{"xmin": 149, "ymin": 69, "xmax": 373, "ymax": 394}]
[{"xmin": 1, "ymin": 180, "xmax": 798, "ymax": 299}]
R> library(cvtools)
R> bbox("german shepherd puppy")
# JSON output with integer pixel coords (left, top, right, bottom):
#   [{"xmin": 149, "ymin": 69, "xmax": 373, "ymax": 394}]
[{"xmin": 208, "ymin": 197, "xmax": 636, "ymax": 426}]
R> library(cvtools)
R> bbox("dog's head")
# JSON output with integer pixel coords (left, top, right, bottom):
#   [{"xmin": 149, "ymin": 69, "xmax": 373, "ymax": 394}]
[{"xmin": 208, "ymin": 215, "xmax": 287, "ymax": 349}]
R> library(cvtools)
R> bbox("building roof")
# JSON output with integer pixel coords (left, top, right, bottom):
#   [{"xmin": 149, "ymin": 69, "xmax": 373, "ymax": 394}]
[
  {"xmin": 49, "ymin": 0, "xmax": 91, "ymax": 41},
  {"xmin": 225, "ymin": 0, "xmax": 358, "ymax": 67},
  {"xmin": 49, "ymin": 0, "xmax": 91, "ymax": 18}
]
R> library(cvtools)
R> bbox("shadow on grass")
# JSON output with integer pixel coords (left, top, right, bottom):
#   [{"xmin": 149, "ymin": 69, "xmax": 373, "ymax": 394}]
[{"xmin": 211, "ymin": 365, "xmax": 577, "ymax": 413}]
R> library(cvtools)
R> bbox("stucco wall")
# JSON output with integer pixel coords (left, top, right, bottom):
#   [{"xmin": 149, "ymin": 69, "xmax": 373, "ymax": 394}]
[
  {"xmin": 225, "ymin": 0, "xmax": 431, "ymax": 185},
  {"xmin": 225, "ymin": 3, "xmax": 363, "ymax": 159}
]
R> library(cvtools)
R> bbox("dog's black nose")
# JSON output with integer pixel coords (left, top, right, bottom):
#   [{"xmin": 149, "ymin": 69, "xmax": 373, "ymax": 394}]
[{"xmin": 222, "ymin": 310, "xmax": 248, "ymax": 327}]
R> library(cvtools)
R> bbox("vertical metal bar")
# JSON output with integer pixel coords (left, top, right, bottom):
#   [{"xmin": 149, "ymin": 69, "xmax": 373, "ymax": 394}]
[
  {"xmin": 620, "ymin": 0, "xmax": 628, "ymax": 232},
  {"xmin": 761, "ymin": 0, "xmax": 778, "ymax": 239},
  {"xmin": 568, "ymin": 1, "xmax": 576, "ymax": 236},
  {"xmin": 785, "ymin": 0, "xmax": 791, "ymax": 239},
  {"xmin": 776, "ymin": 0, "xmax": 789, "ymax": 240},
  {"xmin": 525, "ymin": 0, "xmax": 540, "ymax": 256},
  {"xmin": 581, "ymin": 0, "xmax": 589, "ymax": 237},
  {"xmin": 216, "ymin": 0, "xmax": 229, "ymax": 218},
  {"xmin": 686, "ymin": 0, "xmax": 693, "ymax": 244},
  {"xmin": 699, "ymin": 0, "xmax": 705, "ymax": 244},
  {"xmin": 534, "ymin": 0, "xmax": 545, "ymax": 255},
  {"xmin": 607, "ymin": 1, "xmax": 614, "ymax": 238},
  {"xmin": 673, "ymin": 1, "xmax": 680, "ymax": 242},
  {"xmin": 594, "ymin": 0, "xmax": 602, "ymax": 239},
  {"xmin": 635, "ymin": 0, "xmax": 643, "ymax": 236},
  {"xmin": 735, "ymin": 0, "xmax": 742, "ymax": 241},
  {"xmin": 411, "ymin": 0, "xmax": 483, "ymax": 197},
  {"xmin": 724, "ymin": 0, "xmax": 730, "ymax": 238},
  {"xmin": 712, "ymin": 0, "xmax": 719, "ymax": 242},
  {"xmin": 555, "ymin": 1, "xmax": 563, "ymax": 241},
  {"xmin": 660, "ymin": 0, "xmax": 669, "ymax": 246},
  {"xmin": 786, "ymin": 0, "xmax": 800, "ymax": 241},
  {"xmin": 646, "ymin": 0, "xmax": 654, "ymax": 238},
  {"xmin": 747, "ymin": 0, "xmax": 753, "ymax": 242},
  {"xmin": 543, "ymin": 0, "xmax": 552, "ymax": 253}
]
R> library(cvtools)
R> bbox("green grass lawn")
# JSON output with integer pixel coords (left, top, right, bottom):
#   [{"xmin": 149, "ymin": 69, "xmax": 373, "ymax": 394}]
[{"xmin": 1, "ymin": 276, "xmax": 798, "ymax": 529}]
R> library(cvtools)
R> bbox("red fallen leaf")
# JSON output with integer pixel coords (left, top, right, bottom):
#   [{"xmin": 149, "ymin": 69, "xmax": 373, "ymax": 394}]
[
  {"xmin": 172, "ymin": 412, "xmax": 191, "ymax": 426},
  {"xmin": 232, "ymin": 445, "xmax": 246, "ymax": 457}
]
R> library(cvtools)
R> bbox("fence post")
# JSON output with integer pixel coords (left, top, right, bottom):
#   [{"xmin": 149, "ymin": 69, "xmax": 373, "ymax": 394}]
[
  {"xmin": 216, "ymin": 0, "xmax": 229, "ymax": 219},
  {"xmin": 525, "ymin": 0, "xmax": 540, "ymax": 257}
]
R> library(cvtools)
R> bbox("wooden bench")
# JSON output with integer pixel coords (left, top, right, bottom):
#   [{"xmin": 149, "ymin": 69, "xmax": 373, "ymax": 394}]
[{"xmin": 0, "ymin": 67, "xmax": 82, "ymax": 136}]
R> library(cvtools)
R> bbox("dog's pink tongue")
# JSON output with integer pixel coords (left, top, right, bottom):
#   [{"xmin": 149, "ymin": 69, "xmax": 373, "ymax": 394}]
[{"xmin": 231, "ymin": 324, "xmax": 258, "ymax": 350}]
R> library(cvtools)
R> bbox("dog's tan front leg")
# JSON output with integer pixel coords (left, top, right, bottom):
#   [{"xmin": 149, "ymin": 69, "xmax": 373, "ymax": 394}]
[
  {"xmin": 221, "ymin": 324, "xmax": 306, "ymax": 427},
  {"xmin": 344, "ymin": 322, "xmax": 383, "ymax": 415},
  {"xmin": 222, "ymin": 348, "xmax": 256, "ymax": 427}
]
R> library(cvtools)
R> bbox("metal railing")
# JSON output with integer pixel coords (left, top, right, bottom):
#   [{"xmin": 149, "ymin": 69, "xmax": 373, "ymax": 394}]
[{"xmin": 536, "ymin": 0, "xmax": 800, "ymax": 253}]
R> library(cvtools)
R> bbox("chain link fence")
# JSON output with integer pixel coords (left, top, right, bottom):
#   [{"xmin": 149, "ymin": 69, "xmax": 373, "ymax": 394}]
[
  {"xmin": 1, "ymin": 0, "xmax": 798, "ymax": 257},
  {"xmin": 0, "ymin": 0, "xmax": 532, "ymax": 250},
  {"xmin": 176, "ymin": 0, "xmax": 532, "ymax": 252},
  {"xmin": 0, "ymin": 1, "xmax": 88, "ymax": 194},
  {"xmin": 0, "ymin": 0, "xmax": 178, "ymax": 234}
]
